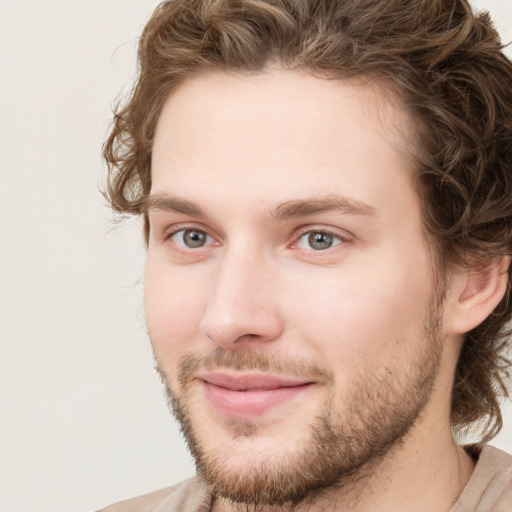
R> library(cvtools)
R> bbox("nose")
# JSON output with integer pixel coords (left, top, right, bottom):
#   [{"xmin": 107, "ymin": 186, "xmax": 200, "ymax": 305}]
[{"xmin": 199, "ymin": 249, "xmax": 284, "ymax": 348}]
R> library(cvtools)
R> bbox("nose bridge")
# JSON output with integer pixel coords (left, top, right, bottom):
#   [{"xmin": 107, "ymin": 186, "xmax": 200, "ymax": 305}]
[{"xmin": 199, "ymin": 243, "xmax": 282, "ymax": 346}]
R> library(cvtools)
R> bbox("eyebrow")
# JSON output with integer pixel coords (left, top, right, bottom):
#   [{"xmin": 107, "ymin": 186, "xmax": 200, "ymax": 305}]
[
  {"xmin": 270, "ymin": 195, "xmax": 378, "ymax": 222},
  {"xmin": 144, "ymin": 192, "xmax": 378, "ymax": 220},
  {"xmin": 144, "ymin": 193, "xmax": 206, "ymax": 217}
]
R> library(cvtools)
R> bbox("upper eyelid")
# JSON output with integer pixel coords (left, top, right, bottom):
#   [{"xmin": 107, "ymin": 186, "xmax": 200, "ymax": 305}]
[
  {"xmin": 164, "ymin": 223, "xmax": 214, "ymax": 239},
  {"xmin": 292, "ymin": 230, "xmax": 346, "ymax": 251},
  {"xmin": 293, "ymin": 225, "xmax": 352, "ymax": 241},
  {"xmin": 166, "ymin": 227, "xmax": 217, "ymax": 251},
  {"xmin": 158, "ymin": 222, "xmax": 352, "ymax": 246}
]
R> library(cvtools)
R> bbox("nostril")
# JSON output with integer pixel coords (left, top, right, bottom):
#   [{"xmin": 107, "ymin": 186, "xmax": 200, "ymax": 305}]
[{"xmin": 233, "ymin": 334, "xmax": 261, "ymax": 343}]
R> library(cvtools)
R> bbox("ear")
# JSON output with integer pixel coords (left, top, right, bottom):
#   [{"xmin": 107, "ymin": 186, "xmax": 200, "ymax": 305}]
[{"xmin": 446, "ymin": 256, "xmax": 510, "ymax": 334}]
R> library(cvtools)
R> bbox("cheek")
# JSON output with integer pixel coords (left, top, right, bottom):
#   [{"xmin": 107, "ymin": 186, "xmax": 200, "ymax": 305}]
[
  {"xmin": 144, "ymin": 257, "xmax": 209, "ymax": 365},
  {"xmin": 284, "ymin": 255, "xmax": 433, "ymax": 373}
]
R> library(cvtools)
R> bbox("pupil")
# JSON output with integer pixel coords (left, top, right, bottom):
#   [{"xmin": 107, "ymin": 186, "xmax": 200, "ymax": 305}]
[
  {"xmin": 308, "ymin": 232, "xmax": 333, "ymax": 250},
  {"xmin": 184, "ymin": 230, "xmax": 206, "ymax": 248}
]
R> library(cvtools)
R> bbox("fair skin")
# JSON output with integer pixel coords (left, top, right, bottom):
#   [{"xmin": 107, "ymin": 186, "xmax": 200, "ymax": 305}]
[{"xmin": 145, "ymin": 70, "xmax": 507, "ymax": 512}]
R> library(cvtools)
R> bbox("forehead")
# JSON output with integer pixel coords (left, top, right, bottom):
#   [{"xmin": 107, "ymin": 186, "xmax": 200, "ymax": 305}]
[{"xmin": 151, "ymin": 70, "xmax": 418, "ymax": 216}]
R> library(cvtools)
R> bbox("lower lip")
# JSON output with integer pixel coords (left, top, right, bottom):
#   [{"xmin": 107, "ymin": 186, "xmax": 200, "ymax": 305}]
[{"xmin": 201, "ymin": 381, "xmax": 312, "ymax": 419}]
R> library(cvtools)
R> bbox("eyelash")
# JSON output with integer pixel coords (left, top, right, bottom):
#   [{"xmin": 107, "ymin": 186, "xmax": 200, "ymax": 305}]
[
  {"xmin": 293, "ymin": 228, "xmax": 347, "ymax": 251},
  {"xmin": 165, "ymin": 225, "xmax": 215, "ymax": 249},
  {"xmin": 163, "ymin": 225, "xmax": 349, "ymax": 253}
]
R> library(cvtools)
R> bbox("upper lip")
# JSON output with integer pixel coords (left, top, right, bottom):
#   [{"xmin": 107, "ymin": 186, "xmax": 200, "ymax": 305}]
[{"xmin": 198, "ymin": 372, "xmax": 314, "ymax": 391}]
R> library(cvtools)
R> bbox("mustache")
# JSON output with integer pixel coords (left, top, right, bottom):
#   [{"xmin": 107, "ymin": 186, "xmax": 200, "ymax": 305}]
[{"xmin": 167, "ymin": 347, "xmax": 332, "ymax": 388}]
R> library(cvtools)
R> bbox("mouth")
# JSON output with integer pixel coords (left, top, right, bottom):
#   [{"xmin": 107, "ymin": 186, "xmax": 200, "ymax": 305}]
[{"xmin": 197, "ymin": 372, "xmax": 315, "ymax": 419}]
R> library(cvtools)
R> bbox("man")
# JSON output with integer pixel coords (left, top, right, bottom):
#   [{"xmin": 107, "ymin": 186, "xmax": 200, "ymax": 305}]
[{"xmin": 100, "ymin": 0, "xmax": 512, "ymax": 510}]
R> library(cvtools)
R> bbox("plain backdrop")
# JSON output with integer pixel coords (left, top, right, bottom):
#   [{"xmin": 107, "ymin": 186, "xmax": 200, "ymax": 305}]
[{"xmin": 1, "ymin": 1, "xmax": 511, "ymax": 511}]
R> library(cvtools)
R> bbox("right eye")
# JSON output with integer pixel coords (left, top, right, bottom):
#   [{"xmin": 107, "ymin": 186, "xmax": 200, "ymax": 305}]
[{"xmin": 169, "ymin": 229, "xmax": 213, "ymax": 249}]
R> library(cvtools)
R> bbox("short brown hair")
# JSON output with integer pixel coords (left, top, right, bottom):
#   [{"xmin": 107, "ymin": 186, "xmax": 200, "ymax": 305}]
[{"xmin": 103, "ymin": 0, "xmax": 512, "ymax": 441}]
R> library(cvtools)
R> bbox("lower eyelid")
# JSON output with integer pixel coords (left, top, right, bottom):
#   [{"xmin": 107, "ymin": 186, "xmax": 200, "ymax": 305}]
[
  {"xmin": 295, "ymin": 231, "xmax": 346, "ymax": 249},
  {"xmin": 161, "ymin": 226, "xmax": 348, "ymax": 252},
  {"xmin": 172, "ymin": 229, "xmax": 212, "ymax": 247}
]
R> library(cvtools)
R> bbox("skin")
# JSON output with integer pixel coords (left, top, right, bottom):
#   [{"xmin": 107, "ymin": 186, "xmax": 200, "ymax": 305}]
[{"xmin": 144, "ymin": 70, "xmax": 505, "ymax": 511}]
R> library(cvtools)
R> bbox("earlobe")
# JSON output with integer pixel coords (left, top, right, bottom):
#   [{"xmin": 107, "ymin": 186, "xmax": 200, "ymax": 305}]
[{"xmin": 447, "ymin": 256, "xmax": 510, "ymax": 334}]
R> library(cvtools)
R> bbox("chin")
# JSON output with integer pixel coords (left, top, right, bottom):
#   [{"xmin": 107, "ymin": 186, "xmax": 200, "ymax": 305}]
[
  {"xmin": 168, "ymin": 384, "xmax": 429, "ymax": 508},
  {"xmin": 156, "ymin": 316, "xmax": 443, "ymax": 507}
]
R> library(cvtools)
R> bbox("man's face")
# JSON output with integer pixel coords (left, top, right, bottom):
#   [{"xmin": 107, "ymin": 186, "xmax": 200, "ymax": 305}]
[{"xmin": 146, "ymin": 71, "xmax": 447, "ymax": 506}]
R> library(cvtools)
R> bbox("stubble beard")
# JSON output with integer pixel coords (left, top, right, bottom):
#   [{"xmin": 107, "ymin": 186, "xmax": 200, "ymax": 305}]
[{"xmin": 156, "ymin": 307, "xmax": 444, "ymax": 510}]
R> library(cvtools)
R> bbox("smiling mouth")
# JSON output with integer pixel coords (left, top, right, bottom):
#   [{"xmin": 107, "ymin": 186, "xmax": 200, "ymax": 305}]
[{"xmin": 198, "ymin": 372, "xmax": 315, "ymax": 418}]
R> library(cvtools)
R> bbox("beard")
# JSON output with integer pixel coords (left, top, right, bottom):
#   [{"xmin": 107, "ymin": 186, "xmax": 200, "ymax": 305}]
[{"xmin": 155, "ymin": 307, "xmax": 444, "ymax": 510}]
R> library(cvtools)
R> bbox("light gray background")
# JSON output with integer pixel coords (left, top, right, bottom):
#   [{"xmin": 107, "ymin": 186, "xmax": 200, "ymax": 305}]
[{"xmin": 1, "ymin": 1, "xmax": 511, "ymax": 511}]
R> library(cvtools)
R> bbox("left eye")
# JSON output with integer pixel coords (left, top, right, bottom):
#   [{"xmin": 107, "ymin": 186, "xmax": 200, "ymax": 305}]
[
  {"xmin": 296, "ymin": 231, "xmax": 343, "ymax": 251},
  {"xmin": 170, "ymin": 229, "xmax": 213, "ymax": 249}
]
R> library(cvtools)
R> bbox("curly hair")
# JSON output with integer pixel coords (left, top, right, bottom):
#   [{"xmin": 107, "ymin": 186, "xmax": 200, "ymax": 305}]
[{"xmin": 103, "ymin": 0, "xmax": 512, "ymax": 441}]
